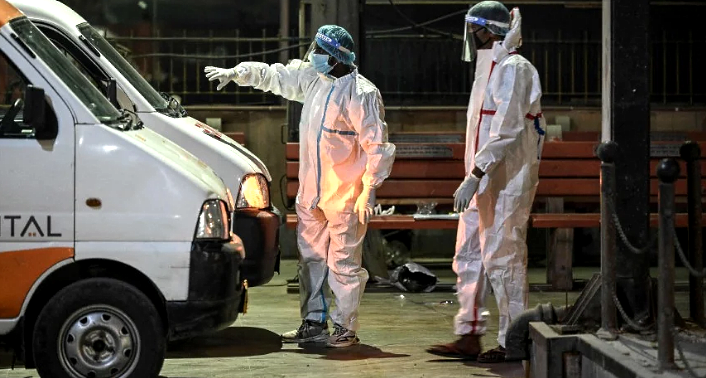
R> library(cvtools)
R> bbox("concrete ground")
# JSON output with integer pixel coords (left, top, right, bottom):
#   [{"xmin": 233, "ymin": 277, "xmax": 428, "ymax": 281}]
[{"xmin": 0, "ymin": 260, "xmax": 702, "ymax": 378}]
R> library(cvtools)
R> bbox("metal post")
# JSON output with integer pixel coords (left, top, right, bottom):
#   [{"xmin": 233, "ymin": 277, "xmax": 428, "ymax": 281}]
[
  {"xmin": 279, "ymin": 0, "xmax": 290, "ymax": 64},
  {"xmin": 298, "ymin": 1, "xmax": 307, "ymax": 59},
  {"xmin": 597, "ymin": 142, "xmax": 618, "ymax": 340},
  {"xmin": 657, "ymin": 159, "xmax": 679, "ymax": 371},
  {"xmin": 600, "ymin": 0, "xmax": 611, "ymax": 143},
  {"xmin": 609, "ymin": 0, "xmax": 652, "ymax": 327},
  {"xmin": 680, "ymin": 141, "xmax": 704, "ymax": 327}
]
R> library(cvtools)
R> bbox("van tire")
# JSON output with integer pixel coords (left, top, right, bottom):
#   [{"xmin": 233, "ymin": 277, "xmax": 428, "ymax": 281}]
[{"xmin": 32, "ymin": 278, "xmax": 165, "ymax": 378}]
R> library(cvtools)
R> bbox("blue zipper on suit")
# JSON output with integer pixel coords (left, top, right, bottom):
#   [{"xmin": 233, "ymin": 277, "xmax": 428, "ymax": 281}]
[
  {"xmin": 534, "ymin": 117, "xmax": 545, "ymax": 160},
  {"xmin": 311, "ymin": 84, "xmax": 336, "ymax": 210}
]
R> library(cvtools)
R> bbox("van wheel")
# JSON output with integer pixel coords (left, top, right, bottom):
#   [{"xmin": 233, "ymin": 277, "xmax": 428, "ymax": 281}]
[{"xmin": 33, "ymin": 278, "xmax": 165, "ymax": 378}]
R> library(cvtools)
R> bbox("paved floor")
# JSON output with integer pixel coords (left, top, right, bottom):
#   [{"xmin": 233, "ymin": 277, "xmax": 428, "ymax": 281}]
[{"xmin": 0, "ymin": 260, "xmax": 702, "ymax": 378}]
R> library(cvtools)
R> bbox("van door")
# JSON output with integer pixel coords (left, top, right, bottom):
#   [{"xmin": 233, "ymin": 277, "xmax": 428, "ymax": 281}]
[{"xmin": 0, "ymin": 38, "xmax": 75, "ymax": 320}]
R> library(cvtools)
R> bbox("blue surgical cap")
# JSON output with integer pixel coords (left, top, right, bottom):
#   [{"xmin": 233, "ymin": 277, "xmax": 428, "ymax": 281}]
[{"xmin": 315, "ymin": 25, "xmax": 356, "ymax": 65}]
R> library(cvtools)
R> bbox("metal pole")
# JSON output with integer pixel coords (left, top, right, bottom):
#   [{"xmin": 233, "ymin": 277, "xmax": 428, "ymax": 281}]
[
  {"xmin": 600, "ymin": 0, "xmax": 611, "ymax": 142},
  {"xmin": 610, "ymin": 0, "xmax": 652, "ymax": 329},
  {"xmin": 298, "ymin": 1, "xmax": 307, "ymax": 59},
  {"xmin": 657, "ymin": 158, "xmax": 679, "ymax": 371},
  {"xmin": 279, "ymin": 0, "xmax": 290, "ymax": 64},
  {"xmin": 680, "ymin": 141, "xmax": 704, "ymax": 327},
  {"xmin": 597, "ymin": 141, "xmax": 618, "ymax": 340}
]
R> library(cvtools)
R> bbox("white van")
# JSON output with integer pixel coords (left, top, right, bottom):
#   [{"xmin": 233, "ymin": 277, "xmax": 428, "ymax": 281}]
[
  {"xmin": 8, "ymin": 0, "xmax": 281, "ymax": 289},
  {"xmin": 0, "ymin": 1, "xmax": 246, "ymax": 376}
]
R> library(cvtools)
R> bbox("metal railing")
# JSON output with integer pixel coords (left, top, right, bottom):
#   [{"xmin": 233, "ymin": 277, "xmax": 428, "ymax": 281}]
[
  {"xmin": 597, "ymin": 140, "xmax": 706, "ymax": 376},
  {"xmin": 105, "ymin": 28, "xmax": 705, "ymax": 107},
  {"xmin": 106, "ymin": 28, "xmax": 307, "ymax": 105}
]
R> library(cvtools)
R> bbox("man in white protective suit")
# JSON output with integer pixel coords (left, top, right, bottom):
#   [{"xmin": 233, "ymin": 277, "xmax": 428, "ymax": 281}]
[
  {"xmin": 204, "ymin": 24, "xmax": 395, "ymax": 348},
  {"xmin": 427, "ymin": 1, "xmax": 545, "ymax": 363}
]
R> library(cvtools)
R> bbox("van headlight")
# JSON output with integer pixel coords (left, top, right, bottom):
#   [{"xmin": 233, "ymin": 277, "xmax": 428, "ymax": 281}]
[
  {"xmin": 236, "ymin": 174, "xmax": 270, "ymax": 209},
  {"xmin": 195, "ymin": 200, "xmax": 229, "ymax": 240}
]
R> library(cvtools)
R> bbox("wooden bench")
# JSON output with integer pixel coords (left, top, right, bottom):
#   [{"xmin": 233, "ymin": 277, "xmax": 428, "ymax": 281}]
[
  {"xmin": 222, "ymin": 131, "xmax": 246, "ymax": 146},
  {"xmin": 531, "ymin": 137, "xmax": 706, "ymax": 289},
  {"xmin": 284, "ymin": 131, "xmax": 706, "ymax": 290}
]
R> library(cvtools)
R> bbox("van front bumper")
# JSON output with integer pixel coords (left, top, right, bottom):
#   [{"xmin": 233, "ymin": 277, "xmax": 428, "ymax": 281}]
[
  {"xmin": 233, "ymin": 206, "xmax": 281, "ymax": 287},
  {"xmin": 166, "ymin": 238, "xmax": 245, "ymax": 341}
]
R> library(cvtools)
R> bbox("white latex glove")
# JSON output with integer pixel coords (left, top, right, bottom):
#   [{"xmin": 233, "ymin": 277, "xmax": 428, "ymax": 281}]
[
  {"xmin": 354, "ymin": 186, "xmax": 376, "ymax": 224},
  {"xmin": 204, "ymin": 66, "xmax": 247, "ymax": 90},
  {"xmin": 453, "ymin": 175, "xmax": 481, "ymax": 213},
  {"xmin": 503, "ymin": 7, "xmax": 522, "ymax": 51}
]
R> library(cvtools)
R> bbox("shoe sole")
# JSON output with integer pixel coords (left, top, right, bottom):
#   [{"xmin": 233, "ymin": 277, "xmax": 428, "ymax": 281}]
[
  {"xmin": 281, "ymin": 333, "xmax": 330, "ymax": 344},
  {"xmin": 326, "ymin": 337, "xmax": 360, "ymax": 348}
]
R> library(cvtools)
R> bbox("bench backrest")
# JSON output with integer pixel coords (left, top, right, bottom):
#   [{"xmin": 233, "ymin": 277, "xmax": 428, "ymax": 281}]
[{"xmin": 285, "ymin": 132, "xmax": 706, "ymax": 201}]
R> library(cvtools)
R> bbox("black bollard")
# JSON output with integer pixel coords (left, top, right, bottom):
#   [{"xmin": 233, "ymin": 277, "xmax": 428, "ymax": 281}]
[
  {"xmin": 657, "ymin": 158, "xmax": 679, "ymax": 370},
  {"xmin": 596, "ymin": 141, "xmax": 618, "ymax": 339},
  {"xmin": 679, "ymin": 141, "xmax": 704, "ymax": 327}
]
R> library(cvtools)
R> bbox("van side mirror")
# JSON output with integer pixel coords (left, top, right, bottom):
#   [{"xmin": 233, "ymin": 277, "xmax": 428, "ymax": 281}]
[
  {"xmin": 24, "ymin": 86, "xmax": 57, "ymax": 140},
  {"xmin": 23, "ymin": 85, "xmax": 49, "ymax": 136},
  {"xmin": 106, "ymin": 78, "xmax": 118, "ymax": 108},
  {"xmin": 160, "ymin": 91, "xmax": 188, "ymax": 117}
]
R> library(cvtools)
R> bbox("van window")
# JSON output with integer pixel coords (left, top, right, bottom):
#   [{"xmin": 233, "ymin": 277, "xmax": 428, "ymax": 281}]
[
  {"xmin": 0, "ymin": 51, "xmax": 57, "ymax": 139},
  {"xmin": 78, "ymin": 24, "xmax": 171, "ymax": 113},
  {"xmin": 0, "ymin": 51, "xmax": 29, "ymax": 137},
  {"xmin": 9, "ymin": 17, "xmax": 121, "ymax": 124},
  {"xmin": 55, "ymin": 41, "xmax": 103, "ymax": 91},
  {"xmin": 0, "ymin": 52, "xmax": 25, "ymax": 109}
]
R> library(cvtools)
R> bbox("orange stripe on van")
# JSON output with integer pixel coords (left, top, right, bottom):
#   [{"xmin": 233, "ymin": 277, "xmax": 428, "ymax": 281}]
[
  {"xmin": 0, "ymin": 247, "xmax": 74, "ymax": 318},
  {"xmin": 0, "ymin": 0, "xmax": 22, "ymax": 28}
]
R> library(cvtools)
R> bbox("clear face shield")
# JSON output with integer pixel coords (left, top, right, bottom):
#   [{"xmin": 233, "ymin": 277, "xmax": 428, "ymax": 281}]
[
  {"xmin": 461, "ymin": 15, "xmax": 509, "ymax": 62},
  {"xmin": 303, "ymin": 40, "xmax": 322, "ymax": 62},
  {"xmin": 303, "ymin": 32, "xmax": 354, "ymax": 63}
]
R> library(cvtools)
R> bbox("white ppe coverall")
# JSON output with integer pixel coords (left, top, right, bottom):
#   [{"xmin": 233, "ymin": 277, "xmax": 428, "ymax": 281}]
[
  {"xmin": 234, "ymin": 60, "xmax": 395, "ymax": 331},
  {"xmin": 454, "ymin": 30, "xmax": 546, "ymax": 346}
]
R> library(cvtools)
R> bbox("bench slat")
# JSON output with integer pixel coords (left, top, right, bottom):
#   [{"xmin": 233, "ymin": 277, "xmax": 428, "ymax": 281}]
[
  {"xmin": 286, "ymin": 141, "xmax": 601, "ymax": 160},
  {"xmin": 285, "ymin": 159, "xmax": 706, "ymax": 180},
  {"xmin": 557, "ymin": 131, "xmax": 706, "ymax": 142},
  {"xmin": 285, "ymin": 212, "xmax": 704, "ymax": 229},
  {"xmin": 286, "ymin": 141, "xmax": 706, "ymax": 160},
  {"xmin": 530, "ymin": 213, "xmax": 705, "ymax": 228},
  {"xmin": 286, "ymin": 142, "xmax": 467, "ymax": 160},
  {"xmin": 285, "ymin": 160, "xmax": 466, "ymax": 179},
  {"xmin": 223, "ymin": 131, "xmax": 246, "ymax": 145},
  {"xmin": 286, "ymin": 178, "xmax": 697, "ymax": 199},
  {"xmin": 284, "ymin": 213, "xmax": 458, "ymax": 230}
]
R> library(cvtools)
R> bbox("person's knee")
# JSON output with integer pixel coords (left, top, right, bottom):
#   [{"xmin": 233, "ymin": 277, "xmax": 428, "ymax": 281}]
[
  {"xmin": 327, "ymin": 255, "xmax": 366, "ymax": 278},
  {"xmin": 300, "ymin": 253, "xmax": 327, "ymax": 266}
]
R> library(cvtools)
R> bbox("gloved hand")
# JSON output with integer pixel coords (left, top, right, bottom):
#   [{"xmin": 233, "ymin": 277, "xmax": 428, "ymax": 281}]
[
  {"xmin": 453, "ymin": 175, "xmax": 481, "ymax": 213},
  {"xmin": 204, "ymin": 66, "xmax": 248, "ymax": 90},
  {"xmin": 354, "ymin": 186, "xmax": 376, "ymax": 224}
]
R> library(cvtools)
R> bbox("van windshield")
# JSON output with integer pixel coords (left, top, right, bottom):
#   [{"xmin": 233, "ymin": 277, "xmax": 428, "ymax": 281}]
[
  {"xmin": 77, "ymin": 23, "xmax": 172, "ymax": 114},
  {"xmin": 10, "ymin": 17, "xmax": 121, "ymax": 124}
]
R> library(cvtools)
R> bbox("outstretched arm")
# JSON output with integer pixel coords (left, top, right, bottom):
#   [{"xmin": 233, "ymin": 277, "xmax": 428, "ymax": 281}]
[{"xmin": 205, "ymin": 59, "xmax": 317, "ymax": 103}]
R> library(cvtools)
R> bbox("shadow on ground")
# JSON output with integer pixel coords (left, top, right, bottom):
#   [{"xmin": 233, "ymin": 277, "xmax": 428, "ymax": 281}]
[
  {"xmin": 425, "ymin": 357, "xmax": 525, "ymax": 378},
  {"xmin": 283, "ymin": 343, "xmax": 410, "ymax": 361},
  {"xmin": 166, "ymin": 326, "xmax": 282, "ymax": 359}
]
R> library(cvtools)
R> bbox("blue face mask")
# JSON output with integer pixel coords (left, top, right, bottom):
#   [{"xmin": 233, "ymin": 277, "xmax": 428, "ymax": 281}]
[{"xmin": 309, "ymin": 52, "xmax": 334, "ymax": 74}]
